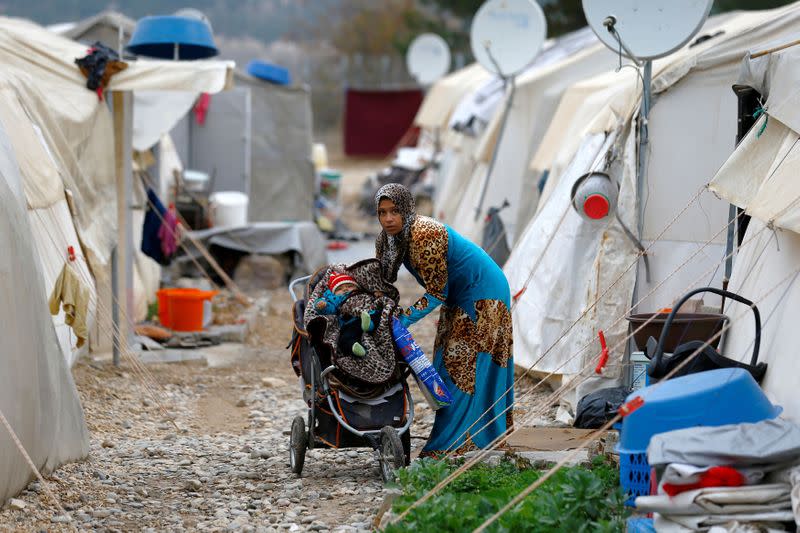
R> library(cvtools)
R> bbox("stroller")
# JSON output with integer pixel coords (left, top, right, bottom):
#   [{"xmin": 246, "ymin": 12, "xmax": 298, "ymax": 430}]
[{"xmin": 287, "ymin": 271, "xmax": 414, "ymax": 482}]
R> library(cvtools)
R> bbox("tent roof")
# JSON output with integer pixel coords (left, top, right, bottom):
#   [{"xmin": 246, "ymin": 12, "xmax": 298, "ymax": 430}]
[
  {"xmin": 414, "ymin": 63, "xmax": 491, "ymax": 130},
  {"xmin": 710, "ymin": 41, "xmax": 800, "ymax": 235},
  {"xmin": 58, "ymin": 10, "xmax": 136, "ymax": 42}
]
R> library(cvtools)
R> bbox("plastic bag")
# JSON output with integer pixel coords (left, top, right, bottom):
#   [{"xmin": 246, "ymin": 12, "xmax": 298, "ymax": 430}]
[{"xmin": 574, "ymin": 386, "xmax": 629, "ymax": 429}]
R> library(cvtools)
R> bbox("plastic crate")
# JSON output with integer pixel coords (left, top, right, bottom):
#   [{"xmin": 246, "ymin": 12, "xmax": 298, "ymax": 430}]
[{"xmin": 619, "ymin": 450, "xmax": 650, "ymax": 506}]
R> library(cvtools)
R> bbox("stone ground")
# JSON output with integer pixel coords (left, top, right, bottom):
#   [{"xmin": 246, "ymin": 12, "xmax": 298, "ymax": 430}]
[{"xmin": 0, "ymin": 160, "xmax": 555, "ymax": 532}]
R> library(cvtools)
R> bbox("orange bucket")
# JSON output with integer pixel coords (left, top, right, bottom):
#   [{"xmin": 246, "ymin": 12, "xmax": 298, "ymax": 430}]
[{"xmin": 156, "ymin": 288, "xmax": 217, "ymax": 331}]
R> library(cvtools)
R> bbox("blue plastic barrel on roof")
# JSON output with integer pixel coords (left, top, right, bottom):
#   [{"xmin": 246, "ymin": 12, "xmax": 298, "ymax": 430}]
[
  {"xmin": 127, "ymin": 16, "xmax": 218, "ymax": 60},
  {"xmin": 246, "ymin": 60, "xmax": 291, "ymax": 86}
]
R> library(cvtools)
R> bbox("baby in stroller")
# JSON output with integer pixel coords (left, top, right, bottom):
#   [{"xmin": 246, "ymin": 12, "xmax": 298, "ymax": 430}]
[
  {"xmin": 289, "ymin": 260, "xmax": 414, "ymax": 481},
  {"xmin": 311, "ymin": 271, "xmax": 383, "ymax": 359}
]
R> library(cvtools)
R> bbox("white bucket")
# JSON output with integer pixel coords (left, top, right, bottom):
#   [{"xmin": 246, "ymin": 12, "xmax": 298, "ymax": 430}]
[
  {"xmin": 209, "ymin": 191, "xmax": 248, "ymax": 228},
  {"xmin": 312, "ymin": 143, "xmax": 328, "ymax": 173},
  {"xmin": 629, "ymin": 351, "xmax": 650, "ymax": 391}
]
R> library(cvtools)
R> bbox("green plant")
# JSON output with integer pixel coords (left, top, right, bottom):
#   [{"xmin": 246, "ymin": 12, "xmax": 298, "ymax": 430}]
[
  {"xmin": 386, "ymin": 455, "xmax": 628, "ymax": 533},
  {"xmin": 147, "ymin": 300, "xmax": 159, "ymax": 322}
]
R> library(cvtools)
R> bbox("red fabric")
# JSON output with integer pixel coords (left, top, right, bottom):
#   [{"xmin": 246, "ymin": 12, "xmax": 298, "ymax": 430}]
[
  {"xmin": 194, "ymin": 93, "xmax": 211, "ymax": 125},
  {"xmin": 661, "ymin": 466, "xmax": 746, "ymax": 496},
  {"xmin": 344, "ymin": 89, "xmax": 423, "ymax": 157}
]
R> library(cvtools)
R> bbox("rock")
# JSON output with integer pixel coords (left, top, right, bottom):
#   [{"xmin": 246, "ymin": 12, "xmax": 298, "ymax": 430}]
[
  {"xmin": 250, "ymin": 450, "xmax": 271, "ymax": 460},
  {"xmin": 101, "ymin": 439, "xmax": 116, "ymax": 448},
  {"xmin": 233, "ymin": 255, "xmax": 287, "ymax": 292},
  {"xmin": 261, "ymin": 377, "xmax": 287, "ymax": 388},
  {"xmin": 185, "ymin": 479, "xmax": 203, "ymax": 491},
  {"xmin": 142, "ymin": 398, "xmax": 153, "ymax": 407},
  {"xmin": 236, "ymin": 399, "xmax": 248, "ymax": 408},
  {"xmin": 276, "ymin": 499, "xmax": 290, "ymax": 507},
  {"xmin": 50, "ymin": 515, "xmax": 72, "ymax": 524},
  {"xmin": 93, "ymin": 510, "xmax": 112, "ymax": 519},
  {"xmin": 9, "ymin": 498, "xmax": 26, "ymax": 510}
]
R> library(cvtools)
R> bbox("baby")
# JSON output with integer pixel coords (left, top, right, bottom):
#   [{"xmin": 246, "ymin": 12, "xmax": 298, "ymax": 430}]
[{"xmin": 314, "ymin": 272, "xmax": 381, "ymax": 358}]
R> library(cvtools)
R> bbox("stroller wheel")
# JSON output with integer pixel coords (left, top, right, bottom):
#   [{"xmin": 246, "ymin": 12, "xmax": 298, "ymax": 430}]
[
  {"xmin": 378, "ymin": 426, "xmax": 405, "ymax": 483},
  {"xmin": 290, "ymin": 416, "xmax": 307, "ymax": 475}
]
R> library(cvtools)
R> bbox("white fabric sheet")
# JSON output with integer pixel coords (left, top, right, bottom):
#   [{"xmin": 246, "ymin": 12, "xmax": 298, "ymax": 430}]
[{"xmin": 0, "ymin": 119, "xmax": 89, "ymax": 505}]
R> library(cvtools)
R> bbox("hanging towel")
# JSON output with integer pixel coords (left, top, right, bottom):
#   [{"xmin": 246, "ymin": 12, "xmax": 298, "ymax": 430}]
[
  {"xmin": 158, "ymin": 204, "xmax": 179, "ymax": 259},
  {"xmin": 49, "ymin": 262, "xmax": 90, "ymax": 348},
  {"xmin": 141, "ymin": 187, "xmax": 171, "ymax": 266}
]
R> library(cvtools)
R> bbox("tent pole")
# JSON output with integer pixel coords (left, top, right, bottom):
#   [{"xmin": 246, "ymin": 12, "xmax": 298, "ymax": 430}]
[
  {"xmin": 113, "ymin": 91, "xmax": 134, "ymax": 364},
  {"xmin": 636, "ymin": 61, "xmax": 652, "ymax": 240}
]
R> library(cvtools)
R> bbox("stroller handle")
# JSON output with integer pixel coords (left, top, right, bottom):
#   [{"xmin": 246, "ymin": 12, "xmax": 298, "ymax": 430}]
[{"xmin": 289, "ymin": 275, "xmax": 312, "ymax": 303}]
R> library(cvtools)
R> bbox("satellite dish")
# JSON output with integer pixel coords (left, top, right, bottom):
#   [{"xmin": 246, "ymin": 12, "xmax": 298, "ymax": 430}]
[
  {"xmin": 406, "ymin": 33, "xmax": 451, "ymax": 86},
  {"xmin": 582, "ymin": 0, "xmax": 713, "ymax": 60},
  {"xmin": 470, "ymin": 0, "xmax": 547, "ymax": 77}
]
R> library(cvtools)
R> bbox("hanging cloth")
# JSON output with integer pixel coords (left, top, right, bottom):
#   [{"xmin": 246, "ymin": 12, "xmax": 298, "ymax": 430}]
[
  {"xmin": 49, "ymin": 262, "xmax": 90, "ymax": 348},
  {"xmin": 141, "ymin": 187, "xmax": 172, "ymax": 266},
  {"xmin": 158, "ymin": 204, "xmax": 179, "ymax": 259}
]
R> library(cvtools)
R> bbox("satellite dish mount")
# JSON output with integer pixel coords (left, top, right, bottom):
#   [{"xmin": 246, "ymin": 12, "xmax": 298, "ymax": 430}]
[
  {"xmin": 582, "ymin": 0, "xmax": 713, "ymax": 236},
  {"xmin": 470, "ymin": 0, "xmax": 547, "ymax": 221}
]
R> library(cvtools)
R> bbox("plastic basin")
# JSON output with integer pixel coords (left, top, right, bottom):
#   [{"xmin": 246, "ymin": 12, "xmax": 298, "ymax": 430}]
[
  {"xmin": 156, "ymin": 288, "xmax": 217, "ymax": 331},
  {"xmin": 626, "ymin": 312, "xmax": 726, "ymax": 353},
  {"xmin": 618, "ymin": 368, "xmax": 781, "ymax": 454}
]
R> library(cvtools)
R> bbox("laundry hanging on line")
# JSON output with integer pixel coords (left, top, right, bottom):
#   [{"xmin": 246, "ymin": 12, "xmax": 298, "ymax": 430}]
[
  {"xmin": 141, "ymin": 187, "xmax": 179, "ymax": 266},
  {"xmin": 49, "ymin": 261, "xmax": 90, "ymax": 348}
]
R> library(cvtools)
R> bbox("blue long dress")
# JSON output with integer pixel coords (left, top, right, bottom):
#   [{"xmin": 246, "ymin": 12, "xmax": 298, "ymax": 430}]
[{"xmin": 400, "ymin": 216, "xmax": 514, "ymax": 454}]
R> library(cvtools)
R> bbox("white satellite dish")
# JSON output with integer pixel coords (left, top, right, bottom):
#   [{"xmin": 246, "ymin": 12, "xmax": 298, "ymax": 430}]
[
  {"xmin": 406, "ymin": 33, "xmax": 451, "ymax": 86},
  {"xmin": 582, "ymin": 0, "xmax": 713, "ymax": 60},
  {"xmin": 470, "ymin": 0, "xmax": 547, "ymax": 77}
]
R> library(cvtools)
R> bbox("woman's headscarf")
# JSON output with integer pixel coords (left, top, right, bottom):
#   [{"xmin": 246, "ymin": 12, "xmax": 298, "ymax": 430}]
[{"xmin": 374, "ymin": 183, "xmax": 416, "ymax": 282}]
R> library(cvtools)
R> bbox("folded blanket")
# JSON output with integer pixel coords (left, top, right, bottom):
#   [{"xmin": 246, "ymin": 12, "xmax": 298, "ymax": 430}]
[
  {"xmin": 304, "ymin": 259, "xmax": 400, "ymax": 384},
  {"xmin": 636, "ymin": 484, "xmax": 792, "ymax": 516}
]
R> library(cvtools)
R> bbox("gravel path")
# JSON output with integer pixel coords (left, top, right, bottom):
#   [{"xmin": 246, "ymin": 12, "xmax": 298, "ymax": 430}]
[{"xmin": 0, "ymin": 277, "xmax": 552, "ymax": 532}]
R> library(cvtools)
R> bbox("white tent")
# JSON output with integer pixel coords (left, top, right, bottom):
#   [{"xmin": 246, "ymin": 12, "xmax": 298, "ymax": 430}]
[
  {"xmin": 504, "ymin": 4, "xmax": 800, "ymax": 415},
  {"xmin": 709, "ymin": 41, "xmax": 800, "ymax": 423},
  {"xmin": 432, "ymin": 28, "xmax": 619, "ymax": 246},
  {"xmin": 0, "ymin": 88, "xmax": 89, "ymax": 507}
]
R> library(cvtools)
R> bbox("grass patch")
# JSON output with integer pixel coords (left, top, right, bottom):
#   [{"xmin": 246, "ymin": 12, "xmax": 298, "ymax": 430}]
[{"xmin": 386, "ymin": 455, "xmax": 628, "ymax": 533}]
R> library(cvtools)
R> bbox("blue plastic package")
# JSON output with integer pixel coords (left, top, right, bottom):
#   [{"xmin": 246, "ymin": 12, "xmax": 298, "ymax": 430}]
[{"xmin": 391, "ymin": 317, "xmax": 452, "ymax": 410}]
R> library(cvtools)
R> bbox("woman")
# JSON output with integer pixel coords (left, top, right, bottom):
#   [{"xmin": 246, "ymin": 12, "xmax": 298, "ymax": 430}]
[{"xmin": 374, "ymin": 183, "xmax": 513, "ymax": 456}]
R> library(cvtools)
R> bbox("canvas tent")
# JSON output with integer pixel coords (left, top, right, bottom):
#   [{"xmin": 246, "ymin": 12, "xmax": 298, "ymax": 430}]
[
  {"xmin": 426, "ymin": 28, "xmax": 619, "ymax": 247},
  {"xmin": 60, "ymin": 11, "xmax": 316, "ymax": 223},
  {"xmin": 0, "ymin": 107, "xmax": 89, "ymax": 506},
  {"xmin": 428, "ymin": 28, "xmax": 615, "ymax": 244},
  {"xmin": 503, "ymin": 4, "xmax": 800, "ymax": 415},
  {"xmin": 708, "ymin": 41, "xmax": 800, "ymax": 423}
]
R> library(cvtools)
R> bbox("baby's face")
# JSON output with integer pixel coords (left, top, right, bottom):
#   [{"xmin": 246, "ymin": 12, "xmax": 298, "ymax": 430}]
[{"xmin": 334, "ymin": 282, "xmax": 357, "ymax": 295}]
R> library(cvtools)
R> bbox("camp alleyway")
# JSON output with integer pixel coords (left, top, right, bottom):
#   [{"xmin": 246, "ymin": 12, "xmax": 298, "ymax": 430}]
[{"xmin": 0, "ymin": 277, "xmax": 550, "ymax": 532}]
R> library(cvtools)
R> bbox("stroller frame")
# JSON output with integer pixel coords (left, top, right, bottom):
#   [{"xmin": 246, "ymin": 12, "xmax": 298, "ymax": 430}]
[{"xmin": 288, "ymin": 274, "xmax": 414, "ymax": 482}]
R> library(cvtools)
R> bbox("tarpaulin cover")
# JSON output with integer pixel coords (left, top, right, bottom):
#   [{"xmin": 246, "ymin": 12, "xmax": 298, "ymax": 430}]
[
  {"xmin": 241, "ymin": 75, "xmax": 314, "ymax": 222},
  {"xmin": 344, "ymin": 88, "xmax": 423, "ymax": 157},
  {"xmin": 0, "ymin": 117, "xmax": 89, "ymax": 505},
  {"xmin": 647, "ymin": 419, "xmax": 800, "ymax": 468},
  {"xmin": 185, "ymin": 221, "xmax": 327, "ymax": 275}
]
